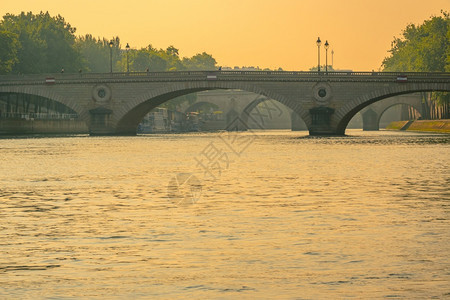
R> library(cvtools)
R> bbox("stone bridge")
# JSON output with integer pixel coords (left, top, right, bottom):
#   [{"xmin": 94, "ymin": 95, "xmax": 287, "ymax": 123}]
[
  {"xmin": 0, "ymin": 71, "xmax": 448, "ymax": 135},
  {"xmin": 187, "ymin": 91, "xmax": 423, "ymax": 131},
  {"xmin": 360, "ymin": 93, "xmax": 423, "ymax": 130},
  {"xmin": 183, "ymin": 90, "xmax": 300, "ymax": 131}
]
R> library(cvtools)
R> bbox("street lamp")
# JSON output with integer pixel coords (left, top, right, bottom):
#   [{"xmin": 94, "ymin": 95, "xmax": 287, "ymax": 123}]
[
  {"xmin": 125, "ymin": 43, "xmax": 130, "ymax": 73},
  {"xmin": 316, "ymin": 37, "xmax": 321, "ymax": 72},
  {"xmin": 324, "ymin": 40, "xmax": 329, "ymax": 74},
  {"xmin": 109, "ymin": 40, "xmax": 114, "ymax": 73},
  {"xmin": 331, "ymin": 49, "xmax": 334, "ymax": 69}
]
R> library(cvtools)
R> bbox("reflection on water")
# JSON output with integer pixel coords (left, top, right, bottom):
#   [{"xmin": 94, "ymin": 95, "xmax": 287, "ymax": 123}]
[{"xmin": 0, "ymin": 130, "xmax": 449, "ymax": 298}]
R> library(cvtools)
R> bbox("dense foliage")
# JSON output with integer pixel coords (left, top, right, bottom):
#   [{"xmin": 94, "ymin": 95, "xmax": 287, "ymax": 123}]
[
  {"xmin": 382, "ymin": 11, "xmax": 449, "ymax": 119},
  {"xmin": 0, "ymin": 11, "xmax": 217, "ymax": 74},
  {"xmin": 382, "ymin": 11, "xmax": 449, "ymax": 72},
  {"xmin": 0, "ymin": 12, "xmax": 81, "ymax": 74},
  {"xmin": 0, "ymin": 30, "xmax": 19, "ymax": 73}
]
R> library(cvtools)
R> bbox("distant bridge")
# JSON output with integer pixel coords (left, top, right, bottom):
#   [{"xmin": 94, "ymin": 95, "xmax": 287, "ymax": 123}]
[
  {"xmin": 0, "ymin": 71, "xmax": 448, "ymax": 135},
  {"xmin": 360, "ymin": 93, "xmax": 424, "ymax": 131},
  {"xmin": 186, "ymin": 91, "xmax": 424, "ymax": 131}
]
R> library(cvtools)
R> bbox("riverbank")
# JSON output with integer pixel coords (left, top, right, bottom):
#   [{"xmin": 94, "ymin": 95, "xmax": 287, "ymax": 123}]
[
  {"xmin": 0, "ymin": 119, "xmax": 88, "ymax": 135},
  {"xmin": 386, "ymin": 119, "xmax": 450, "ymax": 133}
]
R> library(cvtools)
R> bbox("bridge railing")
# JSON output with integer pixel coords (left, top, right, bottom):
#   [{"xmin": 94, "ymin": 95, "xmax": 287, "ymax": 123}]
[
  {"xmin": 0, "ymin": 70, "xmax": 449, "ymax": 84},
  {"xmin": 0, "ymin": 112, "xmax": 79, "ymax": 120}
]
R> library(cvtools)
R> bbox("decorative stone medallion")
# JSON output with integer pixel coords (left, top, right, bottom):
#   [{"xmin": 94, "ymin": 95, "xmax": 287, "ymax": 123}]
[
  {"xmin": 92, "ymin": 85, "xmax": 111, "ymax": 102},
  {"xmin": 312, "ymin": 82, "xmax": 332, "ymax": 105}
]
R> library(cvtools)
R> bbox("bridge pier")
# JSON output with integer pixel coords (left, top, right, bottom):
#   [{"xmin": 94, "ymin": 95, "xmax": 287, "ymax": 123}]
[
  {"xmin": 362, "ymin": 108, "xmax": 379, "ymax": 131},
  {"xmin": 291, "ymin": 111, "xmax": 307, "ymax": 131},
  {"xmin": 308, "ymin": 107, "xmax": 341, "ymax": 135},
  {"xmin": 88, "ymin": 107, "xmax": 121, "ymax": 136},
  {"xmin": 225, "ymin": 109, "xmax": 248, "ymax": 131}
]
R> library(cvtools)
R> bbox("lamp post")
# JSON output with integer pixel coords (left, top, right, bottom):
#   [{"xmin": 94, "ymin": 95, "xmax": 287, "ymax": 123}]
[
  {"xmin": 331, "ymin": 49, "xmax": 334, "ymax": 69},
  {"xmin": 324, "ymin": 40, "xmax": 329, "ymax": 74},
  {"xmin": 316, "ymin": 37, "xmax": 321, "ymax": 72},
  {"xmin": 125, "ymin": 43, "xmax": 130, "ymax": 73},
  {"xmin": 109, "ymin": 40, "xmax": 114, "ymax": 73}
]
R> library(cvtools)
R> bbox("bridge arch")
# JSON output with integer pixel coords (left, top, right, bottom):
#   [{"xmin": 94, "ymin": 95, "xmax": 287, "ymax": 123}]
[
  {"xmin": 0, "ymin": 90, "xmax": 81, "ymax": 118},
  {"xmin": 379, "ymin": 102, "xmax": 422, "ymax": 125},
  {"xmin": 335, "ymin": 82, "xmax": 450, "ymax": 134},
  {"xmin": 0, "ymin": 86, "xmax": 85, "ymax": 117},
  {"xmin": 238, "ymin": 95, "xmax": 306, "ymax": 131},
  {"xmin": 115, "ymin": 81, "xmax": 304, "ymax": 135},
  {"xmin": 360, "ymin": 94, "xmax": 424, "ymax": 131}
]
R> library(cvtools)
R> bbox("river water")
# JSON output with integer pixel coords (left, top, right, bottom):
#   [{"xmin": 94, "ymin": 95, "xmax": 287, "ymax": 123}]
[{"xmin": 0, "ymin": 130, "xmax": 448, "ymax": 299}]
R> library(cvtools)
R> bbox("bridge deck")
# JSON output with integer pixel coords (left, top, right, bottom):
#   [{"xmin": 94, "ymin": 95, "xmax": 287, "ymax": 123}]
[{"xmin": 1, "ymin": 71, "xmax": 449, "ymax": 85}]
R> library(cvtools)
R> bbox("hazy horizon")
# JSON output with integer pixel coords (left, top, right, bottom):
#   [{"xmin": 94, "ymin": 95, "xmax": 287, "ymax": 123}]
[{"xmin": 1, "ymin": 0, "xmax": 448, "ymax": 71}]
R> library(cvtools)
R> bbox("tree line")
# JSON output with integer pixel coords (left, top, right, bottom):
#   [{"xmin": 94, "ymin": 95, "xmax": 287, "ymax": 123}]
[
  {"xmin": 382, "ymin": 10, "xmax": 449, "ymax": 119},
  {"xmin": 0, "ymin": 11, "xmax": 217, "ymax": 75}
]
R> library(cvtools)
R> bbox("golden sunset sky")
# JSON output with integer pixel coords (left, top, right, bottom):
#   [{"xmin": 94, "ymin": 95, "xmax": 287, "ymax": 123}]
[{"xmin": 1, "ymin": 0, "xmax": 448, "ymax": 71}]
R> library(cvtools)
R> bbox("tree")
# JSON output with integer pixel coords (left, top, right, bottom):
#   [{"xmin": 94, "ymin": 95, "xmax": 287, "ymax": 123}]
[
  {"xmin": 382, "ymin": 11, "xmax": 449, "ymax": 72},
  {"xmin": 160, "ymin": 46, "xmax": 184, "ymax": 71},
  {"xmin": 166, "ymin": 45, "xmax": 179, "ymax": 56},
  {"xmin": 0, "ymin": 11, "xmax": 82, "ymax": 73},
  {"xmin": 76, "ymin": 35, "xmax": 122, "ymax": 73},
  {"xmin": 122, "ymin": 45, "xmax": 219, "ymax": 73},
  {"xmin": 0, "ymin": 30, "xmax": 19, "ymax": 74},
  {"xmin": 382, "ymin": 11, "xmax": 449, "ymax": 119},
  {"xmin": 182, "ymin": 52, "xmax": 217, "ymax": 71},
  {"xmin": 148, "ymin": 54, "xmax": 168, "ymax": 71},
  {"xmin": 77, "ymin": 35, "xmax": 107, "ymax": 72},
  {"xmin": 126, "ymin": 46, "xmax": 168, "ymax": 72}
]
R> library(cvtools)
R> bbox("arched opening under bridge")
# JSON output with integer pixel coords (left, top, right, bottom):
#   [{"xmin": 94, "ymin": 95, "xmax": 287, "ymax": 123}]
[
  {"xmin": 0, "ymin": 92, "xmax": 87, "ymax": 134},
  {"xmin": 131, "ymin": 89, "xmax": 307, "ymax": 134}
]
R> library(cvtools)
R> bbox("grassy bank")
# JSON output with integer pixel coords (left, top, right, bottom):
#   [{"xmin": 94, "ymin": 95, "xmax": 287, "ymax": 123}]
[{"xmin": 386, "ymin": 119, "xmax": 450, "ymax": 133}]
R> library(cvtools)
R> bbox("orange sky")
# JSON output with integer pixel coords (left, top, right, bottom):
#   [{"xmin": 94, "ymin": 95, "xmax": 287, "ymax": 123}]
[{"xmin": 1, "ymin": 0, "xmax": 448, "ymax": 71}]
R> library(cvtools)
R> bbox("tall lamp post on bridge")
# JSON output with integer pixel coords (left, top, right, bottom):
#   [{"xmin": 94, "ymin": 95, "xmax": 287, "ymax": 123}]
[
  {"xmin": 109, "ymin": 40, "xmax": 114, "ymax": 73},
  {"xmin": 125, "ymin": 43, "xmax": 130, "ymax": 73},
  {"xmin": 324, "ymin": 40, "xmax": 329, "ymax": 74},
  {"xmin": 331, "ymin": 49, "xmax": 334, "ymax": 69},
  {"xmin": 316, "ymin": 37, "xmax": 321, "ymax": 72}
]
